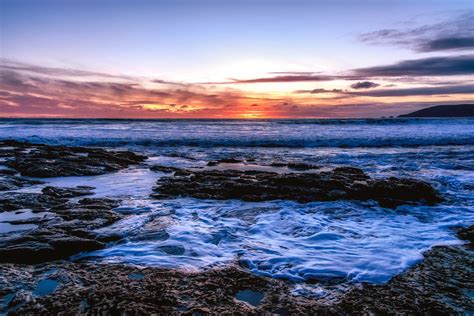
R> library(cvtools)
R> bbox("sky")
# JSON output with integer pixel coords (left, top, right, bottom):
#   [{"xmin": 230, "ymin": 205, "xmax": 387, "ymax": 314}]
[{"xmin": 0, "ymin": 0, "xmax": 473, "ymax": 118}]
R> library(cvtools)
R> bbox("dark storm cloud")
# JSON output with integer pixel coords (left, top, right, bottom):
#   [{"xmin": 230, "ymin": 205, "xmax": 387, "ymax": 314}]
[
  {"xmin": 359, "ymin": 11, "xmax": 474, "ymax": 52},
  {"xmin": 350, "ymin": 81, "xmax": 380, "ymax": 89},
  {"xmin": 354, "ymin": 55, "xmax": 474, "ymax": 77}
]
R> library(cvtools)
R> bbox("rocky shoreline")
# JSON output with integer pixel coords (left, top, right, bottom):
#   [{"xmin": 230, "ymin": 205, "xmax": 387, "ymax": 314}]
[
  {"xmin": 0, "ymin": 140, "xmax": 472, "ymax": 314},
  {"xmin": 1, "ymin": 228, "xmax": 472, "ymax": 315}
]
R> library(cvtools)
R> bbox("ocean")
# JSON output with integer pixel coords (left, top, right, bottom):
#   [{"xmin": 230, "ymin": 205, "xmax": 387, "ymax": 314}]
[{"xmin": 1, "ymin": 118, "xmax": 473, "ymax": 292}]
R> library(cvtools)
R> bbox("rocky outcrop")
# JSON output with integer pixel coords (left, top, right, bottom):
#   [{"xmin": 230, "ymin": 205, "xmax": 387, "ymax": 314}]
[
  {"xmin": 153, "ymin": 167, "xmax": 442, "ymax": 207},
  {"xmin": 0, "ymin": 173, "xmax": 44, "ymax": 191},
  {"xmin": 1, "ymin": 140, "xmax": 147, "ymax": 178},
  {"xmin": 149, "ymin": 165, "xmax": 181, "ymax": 173},
  {"xmin": 0, "ymin": 186, "xmax": 122, "ymax": 264}
]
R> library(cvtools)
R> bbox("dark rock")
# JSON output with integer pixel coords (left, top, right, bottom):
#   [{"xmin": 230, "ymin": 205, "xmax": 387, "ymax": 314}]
[
  {"xmin": 270, "ymin": 162, "xmax": 321, "ymax": 171},
  {"xmin": 0, "ymin": 192, "xmax": 62, "ymax": 211},
  {"xmin": 77, "ymin": 198, "xmax": 120, "ymax": 210},
  {"xmin": 0, "ymin": 187, "xmax": 122, "ymax": 264},
  {"xmin": 0, "ymin": 175, "xmax": 44, "ymax": 192},
  {"xmin": 0, "ymin": 169, "xmax": 17, "ymax": 176},
  {"xmin": 153, "ymin": 167, "xmax": 442, "ymax": 207},
  {"xmin": 457, "ymin": 225, "xmax": 474, "ymax": 244},
  {"xmin": 150, "ymin": 165, "xmax": 181, "ymax": 173},
  {"xmin": 42, "ymin": 186, "xmax": 95, "ymax": 199},
  {"xmin": 0, "ymin": 237, "xmax": 104, "ymax": 264},
  {"xmin": 207, "ymin": 158, "xmax": 243, "ymax": 166},
  {"xmin": 1, "ymin": 140, "xmax": 147, "ymax": 178}
]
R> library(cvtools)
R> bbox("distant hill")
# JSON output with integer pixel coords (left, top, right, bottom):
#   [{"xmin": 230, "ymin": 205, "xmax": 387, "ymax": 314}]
[{"xmin": 399, "ymin": 104, "xmax": 474, "ymax": 117}]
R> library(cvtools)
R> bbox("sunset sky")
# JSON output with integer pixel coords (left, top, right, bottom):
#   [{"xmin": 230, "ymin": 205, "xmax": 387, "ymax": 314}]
[{"xmin": 1, "ymin": 0, "xmax": 473, "ymax": 118}]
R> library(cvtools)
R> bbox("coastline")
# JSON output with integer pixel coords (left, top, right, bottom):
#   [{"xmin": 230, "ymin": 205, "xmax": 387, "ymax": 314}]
[{"xmin": 0, "ymin": 137, "xmax": 473, "ymax": 314}]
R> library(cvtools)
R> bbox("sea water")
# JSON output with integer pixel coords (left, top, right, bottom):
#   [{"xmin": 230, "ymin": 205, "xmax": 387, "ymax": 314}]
[{"xmin": 1, "ymin": 118, "xmax": 473, "ymax": 286}]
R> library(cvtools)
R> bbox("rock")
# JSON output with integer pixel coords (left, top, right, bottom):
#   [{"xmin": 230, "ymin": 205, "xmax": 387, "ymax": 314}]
[
  {"xmin": 457, "ymin": 225, "xmax": 474, "ymax": 244},
  {"xmin": 207, "ymin": 158, "xmax": 243, "ymax": 166},
  {"xmin": 0, "ymin": 192, "xmax": 62, "ymax": 211},
  {"xmin": 0, "ymin": 175, "xmax": 44, "ymax": 192},
  {"xmin": 41, "ymin": 186, "xmax": 95, "ymax": 199},
  {"xmin": 3, "ymin": 241, "xmax": 473, "ymax": 315},
  {"xmin": 1, "ymin": 140, "xmax": 147, "ymax": 178},
  {"xmin": 0, "ymin": 187, "xmax": 122, "ymax": 264},
  {"xmin": 270, "ymin": 162, "xmax": 321, "ymax": 171},
  {"xmin": 0, "ymin": 169, "xmax": 17, "ymax": 176},
  {"xmin": 0, "ymin": 237, "xmax": 104, "ymax": 264},
  {"xmin": 150, "ymin": 165, "xmax": 181, "ymax": 173},
  {"xmin": 153, "ymin": 167, "xmax": 442, "ymax": 207}
]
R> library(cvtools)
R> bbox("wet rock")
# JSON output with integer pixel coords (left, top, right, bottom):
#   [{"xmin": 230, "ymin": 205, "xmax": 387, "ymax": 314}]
[
  {"xmin": 41, "ymin": 186, "xmax": 95, "ymax": 199},
  {"xmin": 153, "ymin": 167, "xmax": 442, "ymax": 207},
  {"xmin": 0, "ymin": 175, "xmax": 44, "ymax": 192},
  {"xmin": 1, "ymin": 140, "xmax": 147, "ymax": 178},
  {"xmin": 150, "ymin": 165, "xmax": 181, "ymax": 173},
  {"xmin": 207, "ymin": 158, "xmax": 243, "ymax": 166},
  {"xmin": 270, "ymin": 162, "xmax": 321, "ymax": 171},
  {"xmin": 457, "ymin": 225, "xmax": 474, "ymax": 244},
  {"xmin": 0, "ymin": 188, "xmax": 122, "ymax": 264},
  {"xmin": 337, "ymin": 245, "xmax": 474, "ymax": 314},
  {"xmin": 77, "ymin": 197, "xmax": 120, "ymax": 210},
  {"xmin": 0, "ymin": 237, "xmax": 104, "ymax": 264},
  {"xmin": 0, "ymin": 169, "xmax": 17, "ymax": 176},
  {"xmin": 0, "ymin": 192, "xmax": 62, "ymax": 212}
]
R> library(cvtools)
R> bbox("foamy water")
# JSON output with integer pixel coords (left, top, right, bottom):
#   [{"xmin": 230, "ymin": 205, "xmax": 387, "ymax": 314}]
[{"xmin": 1, "ymin": 118, "xmax": 473, "ymax": 287}]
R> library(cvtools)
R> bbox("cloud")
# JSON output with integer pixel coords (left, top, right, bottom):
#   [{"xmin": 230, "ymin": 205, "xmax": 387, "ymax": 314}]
[
  {"xmin": 268, "ymin": 71, "xmax": 317, "ymax": 75},
  {"xmin": 349, "ymin": 84, "xmax": 474, "ymax": 97},
  {"xmin": 294, "ymin": 83, "xmax": 474, "ymax": 97},
  {"xmin": 350, "ymin": 81, "xmax": 380, "ymax": 89},
  {"xmin": 294, "ymin": 88, "xmax": 344, "ymax": 94},
  {"xmin": 0, "ymin": 58, "xmax": 131, "ymax": 80},
  {"xmin": 151, "ymin": 79, "xmax": 191, "ymax": 87},
  {"xmin": 208, "ymin": 55, "xmax": 474, "ymax": 86},
  {"xmin": 205, "ymin": 74, "xmax": 340, "ymax": 84},
  {"xmin": 359, "ymin": 11, "xmax": 474, "ymax": 52},
  {"xmin": 354, "ymin": 55, "xmax": 474, "ymax": 77},
  {"xmin": 419, "ymin": 37, "xmax": 474, "ymax": 52}
]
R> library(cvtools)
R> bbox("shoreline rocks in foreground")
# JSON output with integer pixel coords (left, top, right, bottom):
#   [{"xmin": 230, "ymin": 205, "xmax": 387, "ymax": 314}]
[
  {"xmin": 2, "ymin": 226, "xmax": 472, "ymax": 315},
  {"xmin": 0, "ymin": 140, "xmax": 148, "ymax": 264},
  {"xmin": 153, "ymin": 167, "xmax": 443, "ymax": 208},
  {"xmin": 0, "ymin": 186, "xmax": 122, "ymax": 264},
  {"xmin": 0, "ymin": 139, "xmax": 471, "ymax": 314}
]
